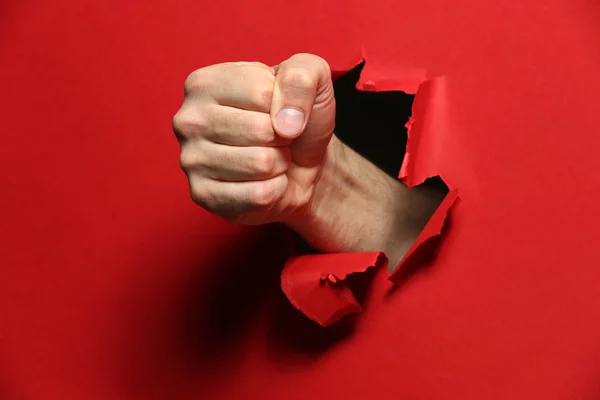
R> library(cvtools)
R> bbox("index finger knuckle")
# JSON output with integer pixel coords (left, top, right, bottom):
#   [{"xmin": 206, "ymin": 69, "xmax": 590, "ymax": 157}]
[
  {"xmin": 250, "ymin": 181, "xmax": 277, "ymax": 207},
  {"xmin": 184, "ymin": 68, "xmax": 212, "ymax": 96}
]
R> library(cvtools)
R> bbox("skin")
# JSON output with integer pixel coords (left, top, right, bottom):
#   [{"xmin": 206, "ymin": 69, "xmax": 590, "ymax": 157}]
[{"xmin": 172, "ymin": 53, "xmax": 446, "ymax": 268}]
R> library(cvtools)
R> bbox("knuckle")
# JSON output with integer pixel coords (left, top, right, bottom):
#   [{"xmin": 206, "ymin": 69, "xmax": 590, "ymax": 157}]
[
  {"xmin": 179, "ymin": 145, "xmax": 204, "ymax": 170},
  {"xmin": 184, "ymin": 69, "xmax": 211, "ymax": 95},
  {"xmin": 172, "ymin": 111, "xmax": 189, "ymax": 137},
  {"xmin": 247, "ymin": 70, "xmax": 275, "ymax": 110},
  {"xmin": 189, "ymin": 181, "xmax": 209, "ymax": 208},
  {"xmin": 190, "ymin": 182, "xmax": 234, "ymax": 219},
  {"xmin": 250, "ymin": 182, "xmax": 277, "ymax": 207},
  {"xmin": 189, "ymin": 184, "xmax": 225, "ymax": 218},
  {"xmin": 172, "ymin": 107, "xmax": 210, "ymax": 139},
  {"xmin": 250, "ymin": 149, "xmax": 274, "ymax": 175},
  {"xmin": 254, "ymin": 117, "xmax": 276, "ymax": 142},
  {"xmin": 189, "ymin": 188, "xmax": 204, "ymax": 207},
  {"xmin": 256, "ymin": 86, "xmax": 274, "ymax": 110}
]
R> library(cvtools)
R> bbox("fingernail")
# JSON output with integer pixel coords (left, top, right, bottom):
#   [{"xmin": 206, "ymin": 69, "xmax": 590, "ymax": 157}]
[{"xmin": 276, "ymin": 108, "xmax": 305, "ymax": 137}]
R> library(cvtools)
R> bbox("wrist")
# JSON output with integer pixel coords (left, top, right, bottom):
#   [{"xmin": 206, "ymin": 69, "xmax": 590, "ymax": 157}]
[
  {"xmin": 285, "ymin": 135, "xmax": 446, "ymax": 268},
  {"xmin": 286, "ymin": 136, "xmax": 403, "ymax": 263}
]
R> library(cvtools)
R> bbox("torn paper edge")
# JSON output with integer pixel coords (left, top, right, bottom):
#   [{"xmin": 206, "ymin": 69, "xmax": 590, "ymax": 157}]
[
  {"xmin": 331, "ymin": 47, "xmax": 427, "ymax": 94},
  {"xmin": 388, "ymin": 190, "xmax": 459, "ymax": 284},
  {"xmin": 333, "ymin": 48, "xmax": 450, "ymax": 191},
  {"xmin": 398, "ymin": 76, "xmax": 450, "ymax": 188},
  {"xmin": 356, "ymin": 47, "xmax": 428, "ymax": 94},
  {"xmin": 319, "ymin": 252, "xmax": 387, "ymax": 283},
  {"xmin": 281, "ymin": 252, "xmax": 388, "ymax": 326}
]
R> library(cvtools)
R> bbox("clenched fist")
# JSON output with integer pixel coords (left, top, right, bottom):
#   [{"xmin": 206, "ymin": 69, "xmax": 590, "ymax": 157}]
[{"xmin": 173, "ymin": 53, "xmax": 336, "ymax": 226}]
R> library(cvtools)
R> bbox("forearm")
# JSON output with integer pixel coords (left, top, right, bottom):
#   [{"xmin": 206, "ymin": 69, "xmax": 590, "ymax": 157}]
[{"xmin": 287, "ymin": 135, "xmax": 445, "ymax": 268}]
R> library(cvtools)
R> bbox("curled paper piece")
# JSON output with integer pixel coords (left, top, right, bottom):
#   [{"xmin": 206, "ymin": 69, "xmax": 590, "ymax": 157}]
[
  {"xmin": 389, "ymin": 189, "xmax": 459, "ymax": 284},
  {"xmin": 356, "ymin": 62, "xmax": 427, "ymax": 94},
  {"xmin": 332, "ymin": 49, "xmax": 427, "ymax": 94},
  {"xmin": 399, "ymin": 76, "xmax": 450, "ymax": 188},
  {"xmin": 281, "ymin": 252, "xmax": 388, "ymax": 326}
]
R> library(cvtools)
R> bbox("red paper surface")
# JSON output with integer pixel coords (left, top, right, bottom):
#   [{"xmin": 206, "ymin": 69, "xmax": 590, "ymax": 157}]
[
  {"xmin": 3, "ymin": 0, "xmax": 600, "ymax": 399},
  {"xmin": 282, "ymin": 252, "xmax": 387, "ymax": 326},
  {"xmin": 400, "ymin": 77, "xmax": 451, "ymax": 187}
]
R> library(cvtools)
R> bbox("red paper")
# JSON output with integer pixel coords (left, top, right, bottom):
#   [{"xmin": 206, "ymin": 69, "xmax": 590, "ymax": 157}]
[
  {"xmin": 333, "ymin": 48, "xmax": 428, "ymax": 94},
  {"xmin": 281, "ymin": 252, "xmax": 387, "ymax": 326},
  {"xmin": 3, "ymin": 0, "xmax": 600, "ymax": 399},
  {"xmin": 399, "ymin": 77, "xmax": 451, "ymax": 188}
]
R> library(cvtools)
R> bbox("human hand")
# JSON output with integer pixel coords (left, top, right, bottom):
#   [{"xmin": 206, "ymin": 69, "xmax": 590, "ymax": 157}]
[{"xmin": 172, "ymin": 53, "xmax": 336, "ymax": 226}]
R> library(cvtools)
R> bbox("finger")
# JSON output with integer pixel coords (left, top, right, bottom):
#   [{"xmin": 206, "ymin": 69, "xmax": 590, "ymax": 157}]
[
  {"xmin": 181, "ymin": 140, "xmax": 291, "ymax": 182},
  {"xmin": 270, "ymin": 53, "xmax": 334, "ymax": 139},
  {"xmin": 173, "ymin": 103, "xmax": 290, "ymax": 146},
  {"xmin": 189, "ymin": 174, "xmax": 288, "ymax": 216},
  {"xmin": 185, "ymin": 62, "xmax": 275, "ymax": 112},
  {"xmin": 206, "ymin": 105, "xmax": 291, "ymax": 147}
]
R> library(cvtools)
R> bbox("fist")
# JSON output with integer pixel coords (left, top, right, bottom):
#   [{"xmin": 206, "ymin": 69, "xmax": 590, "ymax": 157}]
[{"xmin": 173, "ymin": 54, "xmax": 336, "ymax": 225}]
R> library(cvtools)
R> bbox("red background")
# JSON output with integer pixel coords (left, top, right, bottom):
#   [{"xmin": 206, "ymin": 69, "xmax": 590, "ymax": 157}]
[{"xmin": 2, "ymin": 0, "xmax": 600, "ymax": 398}]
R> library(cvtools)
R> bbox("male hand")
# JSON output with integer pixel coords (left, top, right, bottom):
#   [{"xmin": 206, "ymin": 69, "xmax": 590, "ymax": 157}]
[{"xmin": 173, "ymin": 53, "xmax": 336, "ymax": 226}]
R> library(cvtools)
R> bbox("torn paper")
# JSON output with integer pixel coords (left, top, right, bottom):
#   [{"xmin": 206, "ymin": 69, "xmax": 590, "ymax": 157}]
[
  {"xmin": 281, "ymin": 252, "xmax": 388, "ymax": 326},
  {"xmin": 389, "ymin": 189, "xmax": 459, "ymax": 284},
  {"xmin": 399, "ymin": 76, "xmax": 450, "ymax": 188}
]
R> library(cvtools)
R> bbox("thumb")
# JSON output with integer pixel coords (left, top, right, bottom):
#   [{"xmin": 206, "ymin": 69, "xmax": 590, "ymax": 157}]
[{"xmin": 270, "ymin": 54, "xmax": 336, "ymax": 166}]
